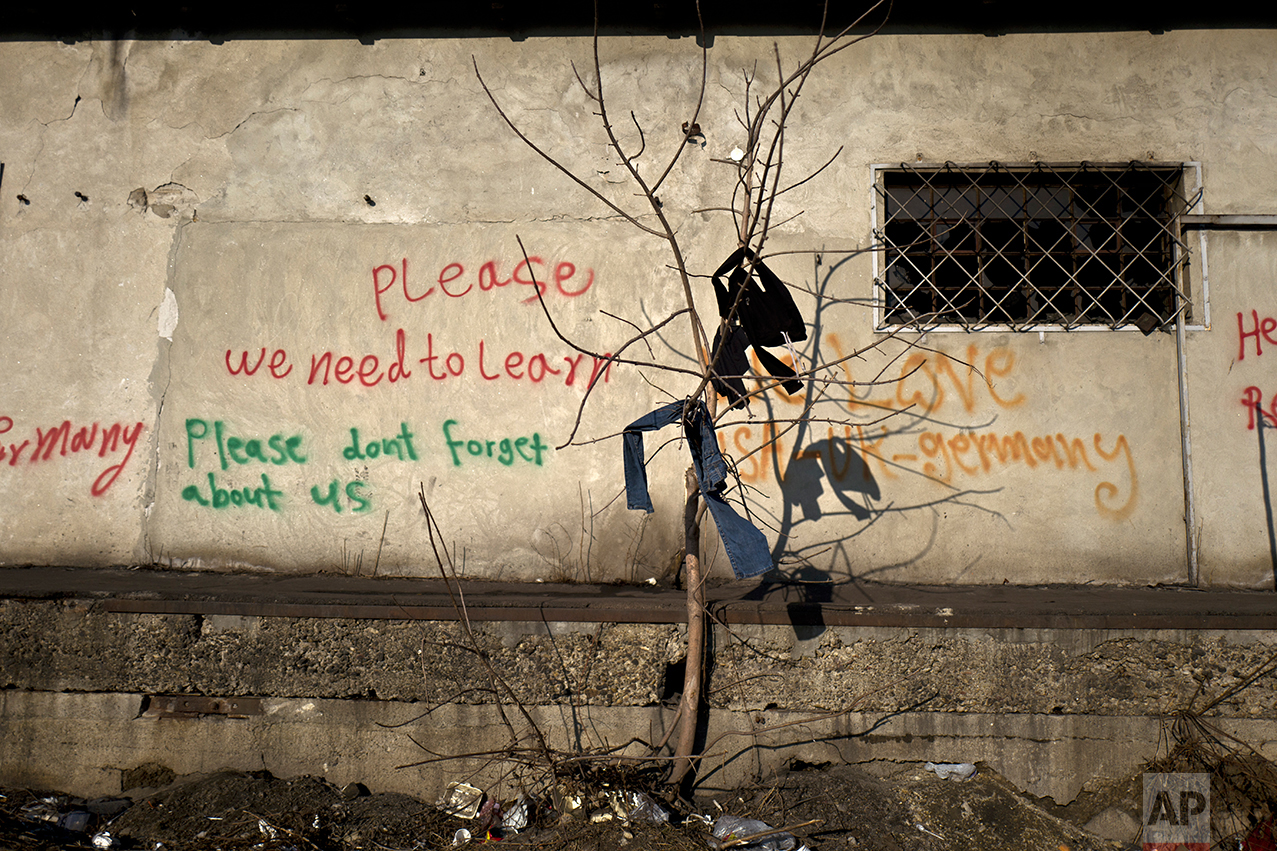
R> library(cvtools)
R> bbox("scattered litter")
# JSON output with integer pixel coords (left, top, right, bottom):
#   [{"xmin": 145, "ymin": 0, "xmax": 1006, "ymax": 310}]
[
  {"xmin": 453, "ymin": 827, "xmax": 472, "ymax": 846},
  {"xmin": 710, "ymin": 814, "xmax": 801, "ymax": 851},
  {"xmin": 924, "ymin": 761, "xmax": 978, "ymax": 781},
  {"xmin": 438, "ymin": 782, "xmax": 485, "ymax": 819},
  {"xmin": 58, "ymin": 810, "xmax": 92, "ymax": 832},
  {"xmin": 503, "ymin": 796, "xmax": 529, "ymax": 831},
  {"xmin": 730, "ymin": 147, "xmax": 746, "ymax": 162},
  {"xmin": 1245, "ymin": 817, "xmax": 1276, "ymax": 850},
  {"xmin": 21, "ymin": 796, "xmax": 60, "ymax": 823},
  {"xmin": 475, "ymin": 797, "xmax": 503, "ymax": 837},
  {"xmin": 625, "ymin": 790, "xmax": 671, "ymax": 825},
  {"xmin": 916, "ymin": 822, "xmax": 945, "ymax": 839},
  {"xmin": 91, "ymin": 830, "xmax": 118, "ymax": 848},
  {"xmin": 257, "ymin": 817, "xmax": 278, "ymax": 839},
  {"xmin": 550, "ymin": 784, "xmax": 582, "ymax": 815}
]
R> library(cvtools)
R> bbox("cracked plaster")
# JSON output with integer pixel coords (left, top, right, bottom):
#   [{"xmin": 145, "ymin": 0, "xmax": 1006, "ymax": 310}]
[{"xmin": 1, "ymin": 29, "xmax": 1277, "ymax": 579}]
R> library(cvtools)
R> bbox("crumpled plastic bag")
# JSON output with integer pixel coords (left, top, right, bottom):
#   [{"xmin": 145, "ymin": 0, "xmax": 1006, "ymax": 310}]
[
  {"xmin": 709, "ymin": 814, "xmax": 800, "ymax": 851},
  {"xmin": 624, "ymin": 790, "xmax": 670, "ymax": 825},
  {"xmin": 924, "ymin": 761, "xmax": 978, "ymax": 781}
]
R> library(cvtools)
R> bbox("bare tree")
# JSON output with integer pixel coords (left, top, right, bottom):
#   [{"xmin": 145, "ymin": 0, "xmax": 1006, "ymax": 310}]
[{"xmin": 475, "ymin": 0, "xmax": 906, "ymax": 792}]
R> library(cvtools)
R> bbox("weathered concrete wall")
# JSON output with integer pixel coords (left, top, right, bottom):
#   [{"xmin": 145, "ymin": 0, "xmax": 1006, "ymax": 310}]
[
  {"xmin": 2, "ymin": 30, "xmax": 1276, "ymax": 584},
  {"xmin": 0, "ymin": 600, "xmax": 679, "ymax": 704},
  {"xmin": 8, "ymin": 600, "xmax": 1277, "ymax": 719},
  {"xmin": 0, "ymin": 690, "xmax": 1216, "ymax": 805},
  {"xmin": 2, "ymin": 600, "xmax": 1275, "ymax": 804}
]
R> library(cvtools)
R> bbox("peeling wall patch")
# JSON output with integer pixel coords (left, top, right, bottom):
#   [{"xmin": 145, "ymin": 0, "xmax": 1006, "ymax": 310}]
[{"xmin": 158, "ymin": 288, "xmax": 179, "ymax": 340}]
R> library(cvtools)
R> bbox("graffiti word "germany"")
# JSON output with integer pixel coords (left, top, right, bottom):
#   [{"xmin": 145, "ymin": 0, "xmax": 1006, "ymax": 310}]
[
  {"xmin": 372, "ymin": 256, "xmax": 594, "ymax": 322},
  {"xmin": 185, "ymin": 419, "xmax": 307, "ymax": 470},
  {"xmin": 442, "ymin": 420, "xmax": 548, "ymax": 467},
  {"xmin": 916, "ymin": 429, "xmax": 1139, "ymax": 520},
  {"xmin": 0, "ymin": 416, "xmax": 144, "ymax": 496}
]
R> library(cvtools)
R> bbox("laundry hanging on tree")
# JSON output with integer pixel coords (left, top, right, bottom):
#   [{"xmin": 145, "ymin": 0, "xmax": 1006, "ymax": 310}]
[
  {"xmin": 622, "ymin": 399, "xmax": 773, "ymax": 579},
  {"xmin": 708, "ymin": 246, "xmax": 808, "ymax": 409}
]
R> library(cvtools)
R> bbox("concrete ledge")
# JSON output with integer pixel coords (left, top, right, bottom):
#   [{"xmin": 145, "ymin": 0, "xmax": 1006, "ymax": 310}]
[{"xmin": 2, "ymin": 566, "xmax": 1276, "ymax": 629}]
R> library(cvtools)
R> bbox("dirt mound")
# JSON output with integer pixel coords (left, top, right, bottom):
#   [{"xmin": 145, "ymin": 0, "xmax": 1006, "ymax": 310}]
[{"xmin": 0, "ymin": 764, "xmax": 1120, "ymax": 851}]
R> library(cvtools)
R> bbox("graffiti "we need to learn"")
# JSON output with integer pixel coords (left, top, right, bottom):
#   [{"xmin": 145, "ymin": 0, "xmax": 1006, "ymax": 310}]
[{"xmin": 221, "ymin": 253, "xmax": 614, "ymax": 392}]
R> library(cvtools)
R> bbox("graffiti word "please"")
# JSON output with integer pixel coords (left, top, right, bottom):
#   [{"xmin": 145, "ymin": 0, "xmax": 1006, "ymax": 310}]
[
  {"xmin": 185, "ymin": 419, "xmax": 307, "ymax": 470},
  {"xmin": 372, "ymin": 256, "xmax": 594, "ymax": 322},
  {"xmin": 1238, "ymin": 310, "xmax": 1277, "ymax": 361},
  {"xmin": 442, "ymin": 420, "xmax": 548, "ymax": 467},
  {"xmin": 0, "ymin": 416, "xmax": 144, "ymax": 496}
]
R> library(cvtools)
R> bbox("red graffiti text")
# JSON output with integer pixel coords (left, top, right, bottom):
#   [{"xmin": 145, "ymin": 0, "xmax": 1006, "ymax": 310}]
[
  {"xmin": 1242, "ymin": 386, "xmax": 1277, "ymax": 430},
  {"xmin": 0, "ymin": 416, "xmax": 145, "ymax": 496},
  {"xmin": 1238, "ymin": 310, "xmax": 1277, "ymax": 361},
  {"xmin": 372, "ymin": 256, "xmax": 595, "ymax": 322}
]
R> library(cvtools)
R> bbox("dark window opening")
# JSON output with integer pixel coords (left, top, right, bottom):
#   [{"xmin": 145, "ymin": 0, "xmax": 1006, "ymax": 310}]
[{"xmin": 875, "ymin": 162, "xmax": 1197, "ymax": 331}]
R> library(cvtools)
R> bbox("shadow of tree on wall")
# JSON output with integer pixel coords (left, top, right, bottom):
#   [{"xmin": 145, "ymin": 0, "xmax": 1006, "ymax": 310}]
[
  {"xmin": 778, "ymin": 435, "xmax": 880, "ymax": 523},
  {"xmin": 708, "ymin": 252, "xmax": 1007, "ymax": 594}
]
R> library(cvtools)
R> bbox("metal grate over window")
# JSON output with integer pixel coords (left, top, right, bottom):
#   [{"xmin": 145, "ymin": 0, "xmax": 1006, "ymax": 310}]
[{"xmin": 874, "ymin": 162, "xmax": 1199, "ymax": 331}]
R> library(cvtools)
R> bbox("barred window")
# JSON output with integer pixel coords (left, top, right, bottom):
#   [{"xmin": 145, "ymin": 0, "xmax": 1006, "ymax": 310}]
[{"xmin": 873, "ymin": 162, "xmax": 1199, "ymax": 331}]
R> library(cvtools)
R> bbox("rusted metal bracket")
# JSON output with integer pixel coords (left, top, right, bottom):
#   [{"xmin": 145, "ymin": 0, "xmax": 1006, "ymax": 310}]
[{"xmin": 141, "ymin": 695, "xmax": 262, "ymax": 719}]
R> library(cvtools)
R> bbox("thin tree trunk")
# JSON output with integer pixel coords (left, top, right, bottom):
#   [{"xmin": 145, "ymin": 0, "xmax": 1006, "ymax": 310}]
[{"xmin": 670, "ymin": 464, "xmax": 704, "ymax": 786}]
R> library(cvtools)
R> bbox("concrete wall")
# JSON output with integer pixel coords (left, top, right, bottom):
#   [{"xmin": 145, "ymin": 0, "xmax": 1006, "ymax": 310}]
[
  {"xmin": 2, "ymin": 29, "xmax": 1276, "ymax": 585},
  {"xmin": 3, "ymin": 598, "xmax": 1275, "ymax": 804}
]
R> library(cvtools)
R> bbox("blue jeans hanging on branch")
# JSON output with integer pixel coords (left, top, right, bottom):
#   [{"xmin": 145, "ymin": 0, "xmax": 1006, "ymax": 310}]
[{"xmin": 622, "ymin": 399, "xmax": 773, "ymax": 579}]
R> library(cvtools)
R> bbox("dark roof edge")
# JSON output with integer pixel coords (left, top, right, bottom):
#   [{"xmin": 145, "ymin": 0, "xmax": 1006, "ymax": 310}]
[{"xmin": 3, "ymin": 3, "xmax": 1276, "ymax": 43}]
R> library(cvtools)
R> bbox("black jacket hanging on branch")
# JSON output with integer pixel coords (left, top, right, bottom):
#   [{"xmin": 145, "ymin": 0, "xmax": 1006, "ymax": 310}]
[{"xmin": 709, "ymin": 246, "xmax": 808, "ymax": 409}]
